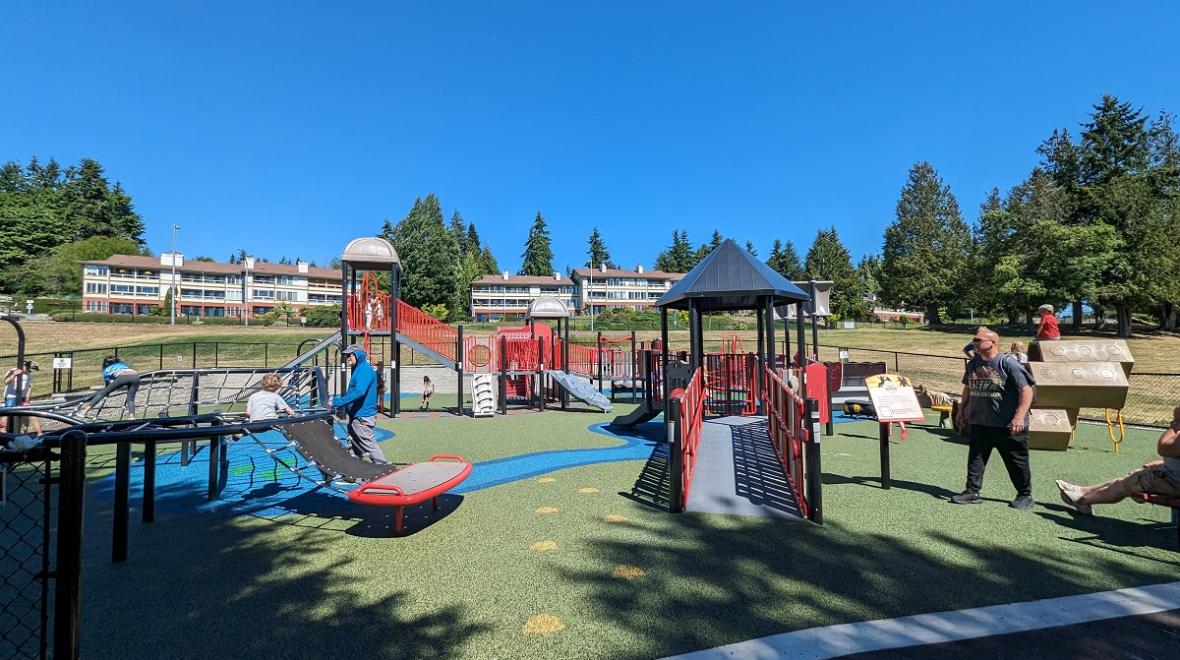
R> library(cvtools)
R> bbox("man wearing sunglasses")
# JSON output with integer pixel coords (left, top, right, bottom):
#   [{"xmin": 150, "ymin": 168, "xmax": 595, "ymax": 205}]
[{"xmin": 952, "ymin": 327, "xmax": 1036, "ymax": 509}]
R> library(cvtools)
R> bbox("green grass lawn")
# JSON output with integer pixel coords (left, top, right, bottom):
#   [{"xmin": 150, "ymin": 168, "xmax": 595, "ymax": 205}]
[{"xmin": 72, "ymin": 407, "xmax": 1178, "ymax": 659}]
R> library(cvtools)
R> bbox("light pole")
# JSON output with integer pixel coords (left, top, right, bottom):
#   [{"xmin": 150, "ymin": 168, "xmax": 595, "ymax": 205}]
[
  {"xmin": 169, "ymin": 224, "xmax": 181, "ymax": 325},
  {"xmin": 588, "ymin": 259, "xmax": 595, "ymax": 333}
]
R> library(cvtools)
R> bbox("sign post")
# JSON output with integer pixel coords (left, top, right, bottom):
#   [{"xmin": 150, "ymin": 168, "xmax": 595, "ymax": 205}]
[{"xmin": 865, "ymin": 374, "xmax": 925, "ymax": 489}]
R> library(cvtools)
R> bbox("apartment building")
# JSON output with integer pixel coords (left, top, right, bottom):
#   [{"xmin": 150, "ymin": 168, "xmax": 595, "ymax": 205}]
[
  {"xmin": 468, "ymin": 272, "xmax": 576, "ymax": 322},
  {"xmin": 81, "ymin": 253, "xmax": 342, "ymax": 319},
  {"xmin": 570, "ymin": 265, "xmax": 683, "ymax": 315}
]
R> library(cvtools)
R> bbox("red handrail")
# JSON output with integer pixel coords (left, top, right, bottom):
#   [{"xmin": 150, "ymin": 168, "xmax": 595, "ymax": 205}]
[
  {"xmin": 675, "ymin": 367, "xmax": 705, "ymax": 510},
  {"xmin": 762, "ymin": 365, "xmax": 809, "ymax": 517},
  {"xmin": 395, "ymin": 299, "xmax": 458, "ymax": 362}
]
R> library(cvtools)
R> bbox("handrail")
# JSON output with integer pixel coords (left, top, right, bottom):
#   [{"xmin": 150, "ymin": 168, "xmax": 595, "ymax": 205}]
[{"xmin": 395, "ymin": 299, "xmax": 457, "ymax": 362}]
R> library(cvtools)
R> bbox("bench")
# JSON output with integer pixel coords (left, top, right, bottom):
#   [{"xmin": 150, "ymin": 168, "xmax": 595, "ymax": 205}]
[
  {"xmin": 346, "ymin": 454, "xmax": 473, "ymax": 534},
  {"xmin": 1131, "ymin": 492, "xmax": 1180, "ymax": 548}
]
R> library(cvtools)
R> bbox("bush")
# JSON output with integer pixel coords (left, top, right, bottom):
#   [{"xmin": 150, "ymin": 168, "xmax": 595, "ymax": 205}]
[{"xmin": 50, "ymin": 312, "xmax": 243, "ymax": 325}]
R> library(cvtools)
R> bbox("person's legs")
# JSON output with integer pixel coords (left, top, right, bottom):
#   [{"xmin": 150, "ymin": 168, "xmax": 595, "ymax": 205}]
[
  {"xmin": 119, "ymin": 375, "xmax": 141, "ymax": 414},
  {"xmin": 995, "ymin": 430, "xmax": 1032, "ymax": 498},
  {"xmin": 965, "ymin": 425, "xmax": 996, "ymax": 494},
  {"xmin": 347, "ymin": 415, "xmax": 387, "ymax": 463},
  {"xmin": 79, "ymin": 379, "xmax": 124, "ymax": 414}
]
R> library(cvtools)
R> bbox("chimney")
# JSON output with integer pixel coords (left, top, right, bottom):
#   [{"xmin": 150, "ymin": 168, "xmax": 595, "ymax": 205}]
[
  {"xmin": 636, "ymin": 264, "xmax": 644, "ymax": 274},
  {"xmin": 244, "ymin": 256, "xmax": 255, "ymax": 270},
  {"xmin": 160, "ymin": 252, "xmax": 183, "ymax": 268},
  {"xmin": 599, "ymin": 263, "xmax": 607, "ymax": 273},
  {"xmin": 297, "ymin": 260, "xmax": 309, "ymax": 273},
  {"xmin": 502, "ymin": 271, "xmax": 510, "ymax": 280},
  {"xmin": 553, "ymin": 271, "xmax": 560, "ymax": 281}
]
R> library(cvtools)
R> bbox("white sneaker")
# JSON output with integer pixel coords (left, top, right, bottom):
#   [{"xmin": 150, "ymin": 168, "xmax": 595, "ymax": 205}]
[{"xmin": 1056, "ymin": 479, "xmax": 1092, "ymax": 515}]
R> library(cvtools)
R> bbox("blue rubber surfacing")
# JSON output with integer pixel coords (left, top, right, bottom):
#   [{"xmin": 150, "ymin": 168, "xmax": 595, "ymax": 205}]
[{"xmin": 91, "ymin": 419, "xmax": 667, "ymax": 519}]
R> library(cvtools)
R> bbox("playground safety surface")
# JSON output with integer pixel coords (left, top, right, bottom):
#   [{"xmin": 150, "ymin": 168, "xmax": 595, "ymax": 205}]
[{"xmin": 72, "ymin": 404, "xmax": 1179, "ymax": 659}]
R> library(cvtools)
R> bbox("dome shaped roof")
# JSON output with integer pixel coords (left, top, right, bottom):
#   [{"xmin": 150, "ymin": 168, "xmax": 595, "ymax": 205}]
[
  {"xmin": 526, "ymin": 296, "xmax": 571, "ymax": 319},
  {"xmin": 342, "ymin": 237, "xmax": 400, "ymax": 269}
]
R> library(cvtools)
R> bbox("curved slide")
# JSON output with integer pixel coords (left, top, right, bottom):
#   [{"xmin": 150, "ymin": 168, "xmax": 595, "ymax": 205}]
[
  {"xmin": 611, "ymin": 402, "xmax": 660, "ymax": 427},
  {"xmin": 546, "ymin": 370, "xmax": 613, "ymax": 412}
]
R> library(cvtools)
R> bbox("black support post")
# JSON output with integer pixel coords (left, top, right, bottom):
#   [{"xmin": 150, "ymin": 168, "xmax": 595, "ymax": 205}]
[
  {"xmin": 596, "ymin": 331, "xmax": 604, "ymax": 395},
  {"xmin": 55, "ymin": 431, "xmax": 87, "ymax": 660},
  {"xmin": 207, "ymin": 436, "xmax": 220, "ymax": 501},
  {"xmin": 456, "ymin": 325, "xmax": 465, "ymax": 417},
  {"xmin": 659, "ymin": 308, "xmax": 670, "ymax": 408},
  {"xmin": 143, "ymin": 441, "xmax": 156, "ymax": 522},
  {"xmin": 879, "ymin": 421, "xmax": 891, "ymax": 489},
  {"xmin": 499, "ymin": 335, "xmax": 508, "ymax": 415},
  {"xmin": 630, "ymin": 331, "xmax": 637, "ymax": 404},
  {"xmin": 113, "ymin": 440, "xmax": 130, "ymax": 562},
  {"xmin": 809, "ymin": 279, "xmax": 820, "ymax": 361},
  {"xmin": 667, "ymin": 400, "xmax": 683, "ymax": 514},
  {"xmin": 805, "ymin": 397, "xmax": 823, "ymax": 524}
]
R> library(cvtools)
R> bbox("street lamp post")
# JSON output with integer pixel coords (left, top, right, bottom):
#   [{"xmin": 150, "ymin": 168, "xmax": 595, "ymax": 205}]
[
  {"xmin": 589, "ymin": 259, "xmax": 595, "ymax": 333},
  {"xmin": 169, "ymin": 224, "xmax": 181, "ymax": 325}
]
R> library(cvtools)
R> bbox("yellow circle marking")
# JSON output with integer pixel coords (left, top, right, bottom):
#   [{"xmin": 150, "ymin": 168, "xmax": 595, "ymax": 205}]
[
  {"xmin": 538, "ymin": 477, "xmax": 557, "ymax": 483},
  {"xmin": 612, "ymin": 564, "xmax": 646, "ymax": 581},
  {"xmin": 535, "ymin": 506, "xmax": 559, "ymax": 515},
  {"xmin": 523, "ymin": 614, "xmax": 565, "ymax": 636},
  {"xmin": 530, "ymin": 540, "xmax": 558, "ymax": 552},
  {"xmin": 577, "ymin": 487, "xmax": 599, "ymax": 493},
  {"xmin": 604, "ymin": 514, "xmax": 628, "ymax": 523}
]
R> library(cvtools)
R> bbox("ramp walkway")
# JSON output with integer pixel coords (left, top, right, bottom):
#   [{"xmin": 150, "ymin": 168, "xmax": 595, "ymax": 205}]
[
  {"xmin": 684, "ymin": 416, "xmax": 801, "ymax": 519},
  {"xmin": 546, "ymin": 371, "xmax": 613, "ymax": 412}
]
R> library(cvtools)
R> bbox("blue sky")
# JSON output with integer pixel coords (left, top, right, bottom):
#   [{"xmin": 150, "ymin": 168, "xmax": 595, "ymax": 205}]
[{"xmin": 3, "ymin": 1, "xmax": 1179, "ymax": 272}]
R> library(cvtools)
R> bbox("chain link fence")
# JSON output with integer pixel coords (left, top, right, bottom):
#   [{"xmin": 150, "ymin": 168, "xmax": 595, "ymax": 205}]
[{"xmin": 0, "ymin": 449, "xmax": 55, "ymax": 659}]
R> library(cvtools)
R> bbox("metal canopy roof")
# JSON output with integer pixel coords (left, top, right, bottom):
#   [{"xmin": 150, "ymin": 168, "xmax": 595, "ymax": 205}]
[
  {"xmin": 655, "ymin": 239, "xmax": 810, "ymax": 311},
  {"xmin": 526, "ymin": 296, "xmax": 571, "ymax": 319},
  {"xmin": 342, "ymin": 236, "xmax": 400, "ymax": 271}
]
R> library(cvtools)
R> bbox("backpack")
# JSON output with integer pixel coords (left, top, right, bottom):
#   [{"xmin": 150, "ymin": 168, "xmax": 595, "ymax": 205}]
[{"xmin": 999, "ymin": 353, "xmax": 1036, "ymax": 405}]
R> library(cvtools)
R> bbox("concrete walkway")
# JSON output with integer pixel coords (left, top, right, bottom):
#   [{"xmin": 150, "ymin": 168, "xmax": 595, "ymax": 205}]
[{"xmin": 685, "ymin": 416, "xmax": 801, "ymax": 519}]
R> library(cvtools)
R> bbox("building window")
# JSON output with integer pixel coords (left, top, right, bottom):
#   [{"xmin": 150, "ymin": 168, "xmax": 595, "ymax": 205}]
[
  {"xmin": 253, "ymin": 306, "xmax": 272, "ymax": 316},
  {"xmin": 85, "ymin": 282, "xmax": 107, "ymax": 294},
  {"xmin": 84, "ymin": 265, "xmax": 108, "ymax": 276},
  {"xmin": 84, "ymin": 300, "xmax": 108, "ymax": 312},
  {"xmin": 253, "ymin": 289, "xmax": 275, "ymax": 300}
]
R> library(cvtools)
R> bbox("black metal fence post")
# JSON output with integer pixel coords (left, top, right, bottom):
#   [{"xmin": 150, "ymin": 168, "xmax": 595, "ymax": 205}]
[
  {"xmin": 667, "ymin": 399, "xmax": 683, "ymax": 514},
  {"xmin": 55, "ymin": 430, "xmax": 87, "ymax": 660},
  {"xmin": 805, "ymin": 397, "xmax": 823, "ymax": 524},
  {"xmin": 499, "ymin": 335, "xmax": 508, "ymax": 415},
  {"xmin": 456, "ymin": 325, "xmax": 465, "ymax": 417}
]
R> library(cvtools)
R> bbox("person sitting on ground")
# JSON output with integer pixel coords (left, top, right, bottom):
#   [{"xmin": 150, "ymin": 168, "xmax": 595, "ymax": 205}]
[
  {"xmin": 1057, "ymin": 406, "xmax": 1180, "ymax": 514},
  {"xmin": 1035, "ymin": 304, "xmax": 1061, "ymax": 341},
  {"xmin": 1009, "ymin": 341, "xmax": 1029, "ymax": 364},
  {"xmin": 419, "ymin": 375, "xmax": 434, "ymax": 411},
  {"xmin": 78, "ymin": 356, "xmax": 141, "ymax": 418},
  {"xmin": 246, "ymin": 373, "xmax": 296, "ymax": 422}
]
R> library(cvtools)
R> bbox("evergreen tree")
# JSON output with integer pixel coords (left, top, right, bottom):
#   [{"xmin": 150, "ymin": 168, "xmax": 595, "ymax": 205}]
[
  {"xmin": 855, "ymin": 255, "xmax": 883, "ymax": 303},
  {"xmin": 881, "ymin": 161, "xmax": 971, "ymax": 325},
  {"xmin": 519, "ymin": 212, "xmax": 554, "ymax": 276},
  {"xmin": 744, "ymin": 241, "xmax": 758, "ymax": 257},
  {"xmin": 766, "ymin": 239, "xmax": 805, "ymax": 280},
  {"xmin": 449, "ymin": 210, "xmax": 468, "ymax": 255},
  {"xmin": 480, "ymin": 245, "xmax": 500, "ymax": 275},
  {"xmin": 386, "ymin": 194, "xmax": 461, "ymax": 309},
  {"xmin": 804, "ymin": 227, "xmax": 861, "ymax": 319},
  {"xmin": 585, "ymin": 226, "xmax": 616, "ymax": 268},
  {"xmin": 466, "ymin": 223, "xmax": 482, "ymax": 258}
]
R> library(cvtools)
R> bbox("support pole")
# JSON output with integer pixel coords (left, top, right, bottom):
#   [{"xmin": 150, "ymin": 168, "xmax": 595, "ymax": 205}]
[
  {"xmin": 668, "ymin": 400, "xmax": 683, "ymax": 514},
  {"xmin": 879, "ymin": 421, "xmax": 891, "ymax": 489},
  {"xmin": 756, "ymin": 298, "xmax": 765, "ymax": 413},
  {"xmin": 630, "ymin": 331, "xmax": 638, "ymax": 404},
  {"xmin": 499, "ymin": 334, "xmax": 508, "ymax": 415},
  {"xmin": 391, "ymin": 264, "xmax": 400, "ymax": 418},
  {"xmin": 809, "ymin": 279, "xmax": 820, "ymax": 361},
  {"xmin": 456, "ymin": 325, "xmax": 465, "ymax": 417},
  {"xmin": 765, "ymin": 298, "xmax": 776, "ymax": 376},
  {"xmin": 112, "ymin": 440, "xmax": 130, "ymax": 562},
  {"xmin": 805, "ymin": 397, "xmax": 823, "ymax": 524},
  {"xmin": 536, "ymin": 337, "xmax": 545, "ymax": 411},
  {"xmin": 660, "ymin": 308, "xmax": 670, "ymax": 408},
  {"xmin": 142, "ymin": 440, "xmax": 156, "ymax": 522},
  {"xmin": 55, "ymin": 431, "xmax": 87, "ymax": 660},
  {"xmin": 561, "ymin": 318, "xmax": 570, "ymax": 410},
  {"xmin": 207, "ymin": 436, "xmax": 220, "ymax": 501},
  {"xmin": 597, "ymin": 331, "xmax": 604, "ymax": 395},
  {"xmin": 688, "ymin": 301, "xmax": 700, "ymax": 374}
]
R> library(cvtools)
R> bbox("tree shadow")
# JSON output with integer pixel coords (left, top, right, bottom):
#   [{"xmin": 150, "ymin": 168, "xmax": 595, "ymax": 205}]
[
  {"xmin": 78, "ymin": 482, "xmax": 490, "ymax": 659},
  {"xmin": 823, "ymin": 473, "xmax": 960, "ymax": 500},
  {"xmin": 625, "ymin": 434, "xmax": 671, "ymax": 511},
  {"xmin": 555, "ymin": 512, "xmax": 1180, "ymax": 659}
]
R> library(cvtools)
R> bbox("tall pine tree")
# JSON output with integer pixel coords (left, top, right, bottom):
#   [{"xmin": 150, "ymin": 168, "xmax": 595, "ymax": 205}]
[
  {"xmin": 766, "ymin": 239, "xmax": 805, "ymax": 280},
  {"xmin": 519, "ymin": 212, "xmax": 555, "ymax": 276},
  {"xmin": 881, "ymin": 161, "xmax": 971, "ymax": 325},
  {"xmin": 385, "ymin": 194, "xmax": 460, "ymax": 311},
  {"xmin": 585, "ymin": 226, "xmax": 616, "ymax": 268},
  {"xmin": 804, "ymin": 227, "xmax": 861, "ymax": 319}
]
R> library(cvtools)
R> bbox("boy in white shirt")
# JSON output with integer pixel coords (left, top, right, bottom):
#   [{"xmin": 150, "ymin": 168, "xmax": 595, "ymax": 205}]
[{"xmin": 246, "ymin": 373, "xmax": 296, "ymax": 421}]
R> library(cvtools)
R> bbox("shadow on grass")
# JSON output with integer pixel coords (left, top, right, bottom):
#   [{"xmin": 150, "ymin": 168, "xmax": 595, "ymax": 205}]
[
  {"xmin": 824, "ymin": 473, "xmax": 959, "ymax": 500},
  {"xmin": 556, "ymin": 511, "xmax": 1180, "ymax": 659},
  {"xmin": 625, "ymin": 435, "xmax": 671, "ymax": 511},
  {"xmin": 79, "ymin": 486, "xmax": 489, "ymax": 659}
]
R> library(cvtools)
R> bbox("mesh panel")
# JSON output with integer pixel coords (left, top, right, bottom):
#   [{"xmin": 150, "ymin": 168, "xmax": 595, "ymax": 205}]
[{"xmin": 0, "ymin": 450, "xmax": 53, "ymax": 659}]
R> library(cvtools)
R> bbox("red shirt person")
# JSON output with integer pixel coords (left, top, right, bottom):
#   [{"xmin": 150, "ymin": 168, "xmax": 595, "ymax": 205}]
[{"xmin": 1035, "ymin": 304, "xmax": 1061, "ymax": 341}]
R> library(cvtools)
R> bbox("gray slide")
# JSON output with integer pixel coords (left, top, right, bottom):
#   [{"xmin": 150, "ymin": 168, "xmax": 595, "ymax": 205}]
[
  {"xmin": 611, "ymin": 402, "xmax": 660, "ymax": 427},
  {"xmin": 546, "ymin": 370, "xmax": 614, "ymax": 412}
]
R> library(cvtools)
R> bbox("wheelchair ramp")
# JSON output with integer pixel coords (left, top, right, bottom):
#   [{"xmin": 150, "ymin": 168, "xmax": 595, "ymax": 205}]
[{"xmin": 685, "ymin": 416, "xmax": 802, "ymax": 519}]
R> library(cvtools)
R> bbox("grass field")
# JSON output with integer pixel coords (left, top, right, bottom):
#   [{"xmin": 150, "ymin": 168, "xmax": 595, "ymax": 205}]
[{"xmin": 66, "ymin": 406, "xmax": 1178, "ymax": 659}]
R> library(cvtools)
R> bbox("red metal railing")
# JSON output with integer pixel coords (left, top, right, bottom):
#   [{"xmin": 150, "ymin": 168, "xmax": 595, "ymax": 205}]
[
  {"xmin": 670, "ymin": 367, "xmax": 705, "ymax": 512},
  {"xmin": 395, "ymin": 299, "xmax": 458, "ymax": 363},
  {"xmin": 552, "ymin": 339, "xmax": 598, "ymax": 378},
  {"xmin": 704, "ymin": 353, "xmax": 758, "ymax": 416},
  {"xmin": 763, "ymin": 365, "xmax": 810, "ymax": 517}
]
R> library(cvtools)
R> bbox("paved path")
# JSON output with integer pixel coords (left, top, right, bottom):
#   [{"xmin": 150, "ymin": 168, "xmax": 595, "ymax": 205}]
[{"xmin": 685, "ymin": 416, "xmax": 801, "ymax": 519}]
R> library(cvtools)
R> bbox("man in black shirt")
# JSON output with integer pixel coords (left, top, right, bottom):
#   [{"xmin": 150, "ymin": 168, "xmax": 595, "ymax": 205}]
[{"xmin": 952, "ymin": 327, "xmax": 1036, "ymax": 509}]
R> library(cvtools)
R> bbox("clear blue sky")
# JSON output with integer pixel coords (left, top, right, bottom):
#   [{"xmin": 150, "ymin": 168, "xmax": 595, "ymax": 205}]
[{"xmin": 3, "ymin": 1, "xmax": 1179, "ymax": 272}]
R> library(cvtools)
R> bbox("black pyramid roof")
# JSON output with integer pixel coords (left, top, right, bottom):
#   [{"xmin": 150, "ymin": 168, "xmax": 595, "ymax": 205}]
[{"xmin": 655, "ymin": 239, "xmax": 811, "ymax": 311}]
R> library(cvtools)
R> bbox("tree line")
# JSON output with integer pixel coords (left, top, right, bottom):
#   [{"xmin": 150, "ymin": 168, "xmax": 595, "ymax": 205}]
[{"xmin": 0, "ymin": 157, "xmax": 146, "ymax": 296}]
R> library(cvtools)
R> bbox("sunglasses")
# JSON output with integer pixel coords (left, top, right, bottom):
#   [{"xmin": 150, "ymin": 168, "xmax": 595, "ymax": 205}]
[{"xmin": 971, "ymin": 337, "xmax": 991, "ymax": 343}]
